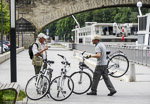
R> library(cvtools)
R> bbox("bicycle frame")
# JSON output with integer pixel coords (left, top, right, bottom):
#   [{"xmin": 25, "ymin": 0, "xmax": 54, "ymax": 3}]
[
  {"xmin": 79, "ymin": 51, "xmax": 94, "ymax": 74},
  {"xmin": 35, "ymin": 60, "xmax": 54, "ymax": 93},
  {"xmin": 56, "ymin": 54, "xmax": 71, "ymax": 97},
  {"xmin": 107, "ymin": 50, "xmax": 126, "ymax": 59}
]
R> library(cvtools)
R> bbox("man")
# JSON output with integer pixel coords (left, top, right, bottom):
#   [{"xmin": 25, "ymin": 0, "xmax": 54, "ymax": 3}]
[
  {"xmin": 86, "ymin": 35, "xmax": 117, "ymax": 96},
  {"xmin": 32, "ymin": 33, "xmax": 48, "ymax": 75}
]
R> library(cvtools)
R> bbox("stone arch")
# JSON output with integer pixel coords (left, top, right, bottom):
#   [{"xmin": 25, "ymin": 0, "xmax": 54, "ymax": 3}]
[{"xmin": 16, "ymin": 0, "xmax": 150, "ymax": 31}]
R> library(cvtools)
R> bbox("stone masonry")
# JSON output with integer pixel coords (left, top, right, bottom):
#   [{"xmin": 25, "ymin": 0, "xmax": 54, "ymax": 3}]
[{"xmin": 14, "ymin": 0, "xmax": 150, "ymax": 32}]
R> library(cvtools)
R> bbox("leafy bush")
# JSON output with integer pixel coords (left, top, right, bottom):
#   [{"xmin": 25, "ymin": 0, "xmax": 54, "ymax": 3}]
[{"xmin": 0, "ymin": 89, "xmax": 26, "ymax": 103}]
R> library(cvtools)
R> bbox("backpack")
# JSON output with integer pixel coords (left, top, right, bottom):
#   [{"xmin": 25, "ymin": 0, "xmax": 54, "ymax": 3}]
[{"xmin": 28, "ymin": 43, "xmax": 38, "ymax": 59}]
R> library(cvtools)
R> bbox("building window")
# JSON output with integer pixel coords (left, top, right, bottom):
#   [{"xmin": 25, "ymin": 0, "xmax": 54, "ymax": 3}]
[{"xmin": 79, "ymin": 38, "xmax": 83, "ymax": 43}]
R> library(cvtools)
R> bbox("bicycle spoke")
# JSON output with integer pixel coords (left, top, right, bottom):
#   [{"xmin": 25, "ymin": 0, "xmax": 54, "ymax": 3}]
[
  {"xmin": 70, "ymin": 71, "xmax": 92, "ymax": 94},
  {"xmin": 25, "ymin": 76, "xmax": 50, "ymax": 100},
  {"xmin": 49, "ymin": 76, "xmax": 74, "ymax": 101},
  {"xmin": 107, "ymin": 55, "xmax": 129, "ymax": 78}
]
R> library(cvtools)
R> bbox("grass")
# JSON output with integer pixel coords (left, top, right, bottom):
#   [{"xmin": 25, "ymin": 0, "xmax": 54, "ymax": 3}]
[{"xmin": 0, "ymin": 89, "xmax": 26, "ymax": 103}]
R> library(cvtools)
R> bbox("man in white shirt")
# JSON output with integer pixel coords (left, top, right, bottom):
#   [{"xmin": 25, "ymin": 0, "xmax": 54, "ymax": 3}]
[{"xmin": 32, "ymin": 33, "xmax": 48, "ymax": 75}]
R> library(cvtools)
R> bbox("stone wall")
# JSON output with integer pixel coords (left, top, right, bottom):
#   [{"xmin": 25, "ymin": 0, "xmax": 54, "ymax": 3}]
[{"xmin": 16, "ymin": 32, "xmax": 35, "ymax": 49}]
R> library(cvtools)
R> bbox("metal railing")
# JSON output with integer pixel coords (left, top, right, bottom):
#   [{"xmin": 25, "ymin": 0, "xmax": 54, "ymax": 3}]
[
  {"xmin": 72, "ymin": 43, "xmax": 150, "ymax": 66},
  {"xmin": 106, "ymin": 44, "xmax": 150, "ymax": 66}
]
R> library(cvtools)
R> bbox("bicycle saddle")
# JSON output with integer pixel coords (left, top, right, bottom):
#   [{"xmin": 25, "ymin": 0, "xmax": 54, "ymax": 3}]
[
  {"xmin": 106, "ymin": 50, "xmax": 111, "ymax": 55},
  {"xmin": 47, "ymin": 60, "xmax": 54, "ymax": 64},
  {"xmin": 79, "ymin": 62, "xmax": 88, "ymax": 68}
]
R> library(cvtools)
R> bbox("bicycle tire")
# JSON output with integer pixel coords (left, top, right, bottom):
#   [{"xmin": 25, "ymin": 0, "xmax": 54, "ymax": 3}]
[
  {"xmin": 70, "ymin": 71, "xmax": 92, "ymax": 94},
  {"xmin": 49, "ymin": 76, "xmax": 74, "ymax": 101},
  {"xmin": 107, "ymin": 54, "xmax": 129, "ymax": 78},
  {"xmin": 25, "ymin": 76, "xmax": 50, "ymax": 100}
]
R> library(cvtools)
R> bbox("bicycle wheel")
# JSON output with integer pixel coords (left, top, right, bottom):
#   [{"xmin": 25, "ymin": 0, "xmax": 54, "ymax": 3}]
[
  {"xmin": 107, "ymin": 54, "xmax": 129, "ymax": 78},
  {"xmin": 49, "ymin": 76, "xmax": 74, "ymax": 101},
  {"xmin": 25, "ymin": 75, "xmax": 50, "ymax": 100},
  {"xmin": 70, "ymin": 71, "xmax": 92, "ymax": 94}
]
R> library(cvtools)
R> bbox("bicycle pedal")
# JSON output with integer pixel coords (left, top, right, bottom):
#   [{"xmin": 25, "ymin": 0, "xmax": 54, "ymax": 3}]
[
  {"xmin": 62, "ymin": 91, "xmax": 66, "ymax": 94},
  {"xmin": 54, "ymin": 80, "xmax": 57, "ymax": 83},
  {"xmin": 46, "ymin": 94, "xmax": 50, "ymax": 98}
]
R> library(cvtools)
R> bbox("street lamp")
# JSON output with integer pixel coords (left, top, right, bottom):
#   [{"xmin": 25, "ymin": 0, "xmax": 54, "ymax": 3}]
[
  {"xmin": 10, "ymin": 0, "xmax": 17, "ymax": 82},
  {"xmin": 137, "ymin": 1, "xmax": 142, "ymax": 16}
]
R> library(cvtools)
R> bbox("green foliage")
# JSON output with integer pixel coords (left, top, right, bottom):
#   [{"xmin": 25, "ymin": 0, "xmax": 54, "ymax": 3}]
[
  {"xmin": 41, "ymin": 7, "xmax": 150, "ymax": 41},
  {"xmin": 0, "ymin": 90, "xmax": 26, "ymax": 103},
  {"xmin": 17, "ymin": 90, "xmax": 26, "ymax": 101},
  {"xmin": 0, "ymin": 91, "xmax": 4, "ymax": 103},
  {"xmin": 0, "ymin": 1, "xmax": 10, "ymax": 35}
]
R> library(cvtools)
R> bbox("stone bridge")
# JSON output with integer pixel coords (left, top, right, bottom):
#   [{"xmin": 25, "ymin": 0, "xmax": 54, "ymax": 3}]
[{"xmin": 15, "ymin": 0, "xmax": 150, "ymax": 32}]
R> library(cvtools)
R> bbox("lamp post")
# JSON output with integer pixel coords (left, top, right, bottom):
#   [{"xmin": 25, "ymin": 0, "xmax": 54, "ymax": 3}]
[
  {"xmin": 10, "ymin": 0, "xmax": 17, "ymax": 82},
  {"xmin": 1, "ymin": 0, "xmax": 3, "ymax": 54}
]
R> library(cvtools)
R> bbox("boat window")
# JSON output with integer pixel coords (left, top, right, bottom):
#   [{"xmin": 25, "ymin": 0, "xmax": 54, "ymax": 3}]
[
  {"xmin": 138, "ymin": 34, "xmax": 145, "ymax": 44},
  {"xmin": 139, "ymin": 16, "xmax": 147, "ymax": 31}
]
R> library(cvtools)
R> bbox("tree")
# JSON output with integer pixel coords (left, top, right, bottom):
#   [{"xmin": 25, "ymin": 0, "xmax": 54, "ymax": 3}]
[{"xmin": 0, "ymin": 1, "xmax": 10, "ymax": 35}]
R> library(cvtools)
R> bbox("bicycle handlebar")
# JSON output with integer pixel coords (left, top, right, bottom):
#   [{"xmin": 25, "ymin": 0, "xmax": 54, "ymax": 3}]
[
  {"xmin": 81, "ymin": 51, "xmax": 86, "ymax": 55},
  {"xmin": 57, "ymin": 54, "xmax": 71, "ymax": 66},
  {"xmin": 57, "ymin": 54, "xmax": 64, "ymax": 59}
]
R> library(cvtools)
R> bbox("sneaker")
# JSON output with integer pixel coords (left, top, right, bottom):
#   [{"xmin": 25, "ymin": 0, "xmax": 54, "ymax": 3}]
[
  {"xmin": 87, "ymin": 91, "xmax": 97, "ymax": 95},
  {"xmin": 107, "ymin": 91, "xmax": 117, "ymax": 96}
]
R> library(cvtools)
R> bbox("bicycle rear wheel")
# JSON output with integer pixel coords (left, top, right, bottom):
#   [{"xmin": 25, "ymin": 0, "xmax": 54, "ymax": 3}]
[
  {"xmin": 70, "ymin": 71, "xmax": 92, "ymax": 94},
  {"xmin": 49, "ymin": 76, "xmax": 74, "ymax": 101},
  {"xmin": 107, "ymin": 54, "xmax": 129, "ymax": 78},
  {"xmin": 25, "ymin": 76, "xmax": 50, "ymax": 100}
]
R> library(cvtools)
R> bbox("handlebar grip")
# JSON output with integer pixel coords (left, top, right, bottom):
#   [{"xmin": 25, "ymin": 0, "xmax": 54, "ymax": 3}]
[
  {"xmin": 82, "ymin": 51, "xmax": 86, "ymax": 55},
  {"xmin": 67, "ymin": 62, "xmax": 71, "ymax": 66},
  {"xmin": 57, "ymin": 54, "xmax": 64, "ymax": 58}
]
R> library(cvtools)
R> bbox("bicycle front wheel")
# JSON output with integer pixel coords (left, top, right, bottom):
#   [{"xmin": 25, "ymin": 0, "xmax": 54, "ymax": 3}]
[
  {"xmin": 25, "ymin": 76, "xmax": 50, "ymax": 100},
  {"xmin": 107, "ymin": 54, "xmax": 129, "ymax": 78},
  {"xmin": 49, "ymin": 76, "xmax": 74, "ymax": 101},
  {"xmin": 70, "ymin": 71, "xmax": 92, "ymax": 94}
]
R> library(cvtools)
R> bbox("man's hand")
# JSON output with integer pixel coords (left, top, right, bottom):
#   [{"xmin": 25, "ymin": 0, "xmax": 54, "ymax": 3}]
[
  {"xmin": 44, "ymin": 46, "xmax": 48, "ymax": 51},
  {"xmin": 85, "ymin": 55, "xmax": 91, "ymax": 59}
]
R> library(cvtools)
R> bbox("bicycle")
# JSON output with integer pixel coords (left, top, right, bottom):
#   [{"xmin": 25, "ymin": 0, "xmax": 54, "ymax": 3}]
[
  {"xmin": 70, "ymin": 50, "xmax": 129, "ymax": 95},
  {"xmin": 25, "ymin": 59, "xmax": 54, "ymax": 100},
  {"xmin": 49, "ymin": 54, "xmax": 74, "ymax": 101}
]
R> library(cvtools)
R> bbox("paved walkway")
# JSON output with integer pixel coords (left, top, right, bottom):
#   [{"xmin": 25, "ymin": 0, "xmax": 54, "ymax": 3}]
[{"xmin": 0, "ymin": 45, "xmax": 150, "ymax": 104}]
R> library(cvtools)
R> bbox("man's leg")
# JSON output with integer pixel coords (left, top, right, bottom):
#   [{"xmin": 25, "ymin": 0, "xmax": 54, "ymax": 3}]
[
  {"xmin": 87, "ymin": 66, "xmax": 102, "ymax": 95},
  {"xmin": 34, "ymin": 65, "xmax": 42, "ymax": 75},
  {"xmin": 102, "ymin": 67, "xmax": 117, "ymax": 96}
]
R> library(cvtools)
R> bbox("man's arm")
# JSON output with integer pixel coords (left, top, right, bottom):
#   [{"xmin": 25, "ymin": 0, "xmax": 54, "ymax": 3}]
[
  {"xmin": 32, "ymin": 44, "xmax": 48, "ymax": 56},
  {"xmin": 91, "ymin": 52, "xmax": 101, "ymax": 58},
  {"xmin": 36, "ymin": 46, "xmax": 48, "ymax": 56}
]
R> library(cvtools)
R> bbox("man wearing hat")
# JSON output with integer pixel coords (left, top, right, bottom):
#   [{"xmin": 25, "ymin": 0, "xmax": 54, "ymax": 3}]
[
  {"xmin": 86, "ymin": 35, "xmax": 117, "ymax": 96},
  {"xmin": 32, "ymin": 33, "xmax": 48, "ymax": 75}
]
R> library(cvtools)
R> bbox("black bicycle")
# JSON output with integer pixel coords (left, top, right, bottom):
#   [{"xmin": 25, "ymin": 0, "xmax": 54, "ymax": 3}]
[
  {"xmin": 70, "ymin": 50, "xmax": 129, "ymax": 95},
  {"xmin": 25, "ymin": 59, "xmax": 54, "ymax": 100}
]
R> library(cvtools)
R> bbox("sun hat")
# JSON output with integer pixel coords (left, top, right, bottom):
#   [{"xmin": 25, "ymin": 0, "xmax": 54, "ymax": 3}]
[
  {"xmin": 38, "ymin": 33, "xmax": 47, "ymax": 39},
  {"xmin": 91, "ymin": 35, "xmax": 100, "ymax": 40}
]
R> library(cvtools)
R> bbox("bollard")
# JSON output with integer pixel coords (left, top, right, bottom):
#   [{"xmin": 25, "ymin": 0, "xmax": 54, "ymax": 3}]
[
  {"xmin": 73, "ymin": 50, "xmax": 76, "ymax": 56},
  {"xmin": 129, "ymin": 63, "xmax": 136, "ymax": 82}
]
